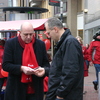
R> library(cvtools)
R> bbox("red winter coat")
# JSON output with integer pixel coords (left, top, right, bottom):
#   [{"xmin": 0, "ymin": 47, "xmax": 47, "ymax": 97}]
[
  {"xmin": 88, "ymin": 41, "xmax": 100, "ymax": 64},
  {"xmin": 84, "ymin": 48, "xmax": 89, "ymax": 61}
]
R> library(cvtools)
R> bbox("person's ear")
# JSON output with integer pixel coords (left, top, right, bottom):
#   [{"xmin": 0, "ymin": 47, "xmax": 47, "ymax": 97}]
[
  {"xmin": 54, "ymin": 27, "xmax": 58, "ymax": 33},
  {"xmin": 33, "ymin": 33, "xmax": 36, "ymax": 37}
]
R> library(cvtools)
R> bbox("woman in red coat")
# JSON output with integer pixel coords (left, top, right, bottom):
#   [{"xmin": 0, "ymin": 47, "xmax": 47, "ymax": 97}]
[
  {"xmin": 84, "ymin": 44, "xmax": 90, "ymax": 69},
  {"xmin": 76, "ymin": 36, "xmax": 88, "ymax": 77},
  {"xmin": 76, "ymin": 36, "xmax": 88, "ymax": 94}
]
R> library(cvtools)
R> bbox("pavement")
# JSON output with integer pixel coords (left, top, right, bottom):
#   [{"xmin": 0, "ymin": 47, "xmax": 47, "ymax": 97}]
[{"xmin": 83, "ymin": 66, "xmax": 98, "ymax": 100}]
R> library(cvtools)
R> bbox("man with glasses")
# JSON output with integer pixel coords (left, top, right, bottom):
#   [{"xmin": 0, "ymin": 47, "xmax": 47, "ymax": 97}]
[{"xmin": 35, "ymin": 17, "xmax": 84, "ymax": 100}]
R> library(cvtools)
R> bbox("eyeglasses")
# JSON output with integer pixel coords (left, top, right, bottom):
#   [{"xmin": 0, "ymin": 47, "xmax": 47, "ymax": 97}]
[{"xmin": 45, "ymin": 29, "xmax": 54, "ymax": 36}]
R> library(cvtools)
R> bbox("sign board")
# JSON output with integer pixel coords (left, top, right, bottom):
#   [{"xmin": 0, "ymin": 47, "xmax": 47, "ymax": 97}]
[{"xmin": 49, "ymin": 0, "xmax": 60, "ymax": 7}]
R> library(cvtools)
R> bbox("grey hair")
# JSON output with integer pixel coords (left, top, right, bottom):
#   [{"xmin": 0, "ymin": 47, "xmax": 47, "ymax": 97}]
[{"xmin": 46, "ymin": 17, "xmax": 64, "ymax": 30}]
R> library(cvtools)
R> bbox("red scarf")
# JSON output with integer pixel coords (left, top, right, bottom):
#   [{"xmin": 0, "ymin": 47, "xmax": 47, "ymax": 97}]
[{"xmin": 18, "ymin": 35, "xmax": 38, "ymax": 94}]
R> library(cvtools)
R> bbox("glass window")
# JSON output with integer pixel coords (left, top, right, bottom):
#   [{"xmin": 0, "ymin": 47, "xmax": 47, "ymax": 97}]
[{"xmin": 8, "ymin": 0, "xmax": 12, "ymax": 7}]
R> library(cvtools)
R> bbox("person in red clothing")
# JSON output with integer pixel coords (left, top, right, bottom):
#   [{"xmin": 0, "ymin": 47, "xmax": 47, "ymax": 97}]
[
  {"xmin": 76, "ymin": 36, "xmax": 88, "ymax": 94},
  {"xmin": 85, "ymin": 44, "xmax": 90, "ymax": 69},
  {"xmin": 88, "ymin": 31, "xmax": 100, "ymax": 90},
  {"xmin": 0, "ymin": 39, "xmax": 6, "ymax": 99},
  {"xmin": 76, "ymin": 36, "xmax": 88, "ymax": 77}
]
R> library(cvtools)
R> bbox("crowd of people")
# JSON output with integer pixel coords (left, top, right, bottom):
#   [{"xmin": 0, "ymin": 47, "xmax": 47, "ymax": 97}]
[{"xmin": 0, "ymin": 17, "xmax": 99, "ymax": 100}]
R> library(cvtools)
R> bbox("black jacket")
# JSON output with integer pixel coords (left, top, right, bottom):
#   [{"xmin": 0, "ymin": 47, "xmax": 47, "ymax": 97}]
[
  {"xmin": 46, "ymin": 29, "xmax": 84, "ymax": 100},
  {"xmin": 2, "ymin": 37, "xmax": 50, "ymax": 100}
]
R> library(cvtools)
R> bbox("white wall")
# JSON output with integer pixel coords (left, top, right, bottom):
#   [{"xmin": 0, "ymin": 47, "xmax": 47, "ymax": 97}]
[{"xmin": 77, "ymin": 14, "xmax": 83, "ymax": 30}]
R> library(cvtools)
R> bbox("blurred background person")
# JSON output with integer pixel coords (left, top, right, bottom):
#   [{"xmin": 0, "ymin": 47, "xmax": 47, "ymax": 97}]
[
  {"xmin": 88, "ymin": 31, "xmax": 100, "ymax": 90},
  {"xmin": 76, "ymin": 36, "xmax": 88, "ymax": 94},
  {"xmin": 85, "ymin": 44, "xmax": 90, "ymax": 70},
  {"xmin": 76, "ymin": 36, "xmax": 88, "ymax": 77}
]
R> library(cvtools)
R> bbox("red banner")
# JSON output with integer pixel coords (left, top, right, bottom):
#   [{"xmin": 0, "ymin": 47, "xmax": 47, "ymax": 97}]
[
  {"xmin": 49, "ymin": 0, "xmax": 60, "ymax": 6},
  {"xmin": 50, "ymin": 0, "xmax": 59, "ymax": 3}
]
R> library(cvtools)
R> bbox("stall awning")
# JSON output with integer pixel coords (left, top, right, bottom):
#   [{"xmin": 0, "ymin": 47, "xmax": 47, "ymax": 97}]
[{"xmin": 0, "ymin": 19, "xmax": 48, "ymax": 31}]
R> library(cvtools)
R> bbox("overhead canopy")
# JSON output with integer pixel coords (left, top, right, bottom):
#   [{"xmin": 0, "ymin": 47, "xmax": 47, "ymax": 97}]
[
  {"xmin": 0, "ymin": 7, "xmax": 48, "ymax": 13},
  {"xmin": 0, "ymin": 19, "xmax": 48, "ymax": 31}
]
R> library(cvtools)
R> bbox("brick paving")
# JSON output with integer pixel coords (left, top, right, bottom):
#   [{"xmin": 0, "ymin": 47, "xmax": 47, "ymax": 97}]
[{"xmin": 83, "ymin": 66, "xmax": 98, "ymax": 100}]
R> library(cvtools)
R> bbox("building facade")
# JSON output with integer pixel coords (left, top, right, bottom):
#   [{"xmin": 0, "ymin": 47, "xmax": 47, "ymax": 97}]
[
  {"xmin": 84, "ymin": 0, "xmax": 100, "ymax": 44},
  {"xmin": 2, "ymin": 0, "xmax": 99, "ymax": 49}
]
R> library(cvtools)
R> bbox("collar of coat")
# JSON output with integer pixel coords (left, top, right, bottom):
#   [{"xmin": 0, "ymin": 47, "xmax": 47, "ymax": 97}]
[{"xmin": 54, "ymin": 29, "xmax": 71, "ymax": 54}]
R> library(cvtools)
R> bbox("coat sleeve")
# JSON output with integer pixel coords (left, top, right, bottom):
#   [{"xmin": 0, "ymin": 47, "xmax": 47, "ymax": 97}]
[
  {"xmin": 35, "ymin": 40, "xmax": 50, "ymax": 76},
  {"xmin": 87, "ymin": 41, "xmax": 94, "ymax": 62},
  {"xmin": 56, "ymin": 39, "xmax": 84, "ymax": 98},
  {"xmin": 41, "ymin": 42, "xmax": 50, "ymax": 76},
  {"xmin": 2, "ymin": 40, "xmax": 21, "ymax": 75}
]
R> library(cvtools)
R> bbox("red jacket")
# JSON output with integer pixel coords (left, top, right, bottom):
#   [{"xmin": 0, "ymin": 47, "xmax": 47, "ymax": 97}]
[
  {"xmin": 84, "ymin": 48, "xmax": 90, "ymax": 61},
  {"xmin": 82, "ymin": 45, "xmax": 87, "ymax": 60},
  {"xmin": 88, "ymin": 41, "xmax": 100, "ymax": 64},
  {"xmin": 0, "ymin": 45, "xmax": 4, "ymax": 78},
  {"xmin": 82, "ymin": 45, "xmax": 88, "ymax": 77}
]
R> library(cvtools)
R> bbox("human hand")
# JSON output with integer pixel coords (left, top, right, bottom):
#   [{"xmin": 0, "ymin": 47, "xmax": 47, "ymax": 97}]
[
  {"xmin": 55, "ymin": 96, "xmax": 64, "ymax": 100},
  {"xmin": 21, "ymin": 66, "xmax": 34, "ymax": 75},
  {"xmin": 89, "ymin": 61, "xmax": 93, "ymax": 66},
  {"xmin": 33, "ymin": 67, "xmax": 45, "ymax": 77}
]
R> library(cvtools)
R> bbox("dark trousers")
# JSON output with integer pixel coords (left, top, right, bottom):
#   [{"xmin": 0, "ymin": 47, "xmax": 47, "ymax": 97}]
[
  {"xmin": 0, "ymin": 78, "xmax": 6, "ymax": 100},
  {"xmin": 94, "ymin": 64, "xmax": 100, "ymax": 84},
  {"xmin": 26, "ymin": 94, "xmax": 36, "ymax": 100}
]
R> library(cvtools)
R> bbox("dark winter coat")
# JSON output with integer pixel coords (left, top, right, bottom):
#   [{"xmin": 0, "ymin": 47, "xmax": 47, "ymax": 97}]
[
  {"xmin": 2, "ymin": 37, "xmax": 50, "ymax": 100},
  {"xmin": 45, "ymin": 29, "xmax": 84, "ymax": 100}
]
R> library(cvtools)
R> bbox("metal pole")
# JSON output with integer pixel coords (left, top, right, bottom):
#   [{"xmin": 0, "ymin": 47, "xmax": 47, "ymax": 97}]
[
  {"xmin": 60, "ymin": 0, "xmax": 63, "ymax": 22},
  {"xmin": 26, "ymin": 0, "xmax": 29, "ymax": 7},
  {"xmin": 4, "ymin": 11, "xmax": 6, "ymax": 21}
]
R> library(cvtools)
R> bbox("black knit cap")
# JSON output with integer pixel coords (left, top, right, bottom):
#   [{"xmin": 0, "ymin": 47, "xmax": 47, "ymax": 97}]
[{"xmin": 93, "ymin": 31, "xmax": 100, "ymax": 41}]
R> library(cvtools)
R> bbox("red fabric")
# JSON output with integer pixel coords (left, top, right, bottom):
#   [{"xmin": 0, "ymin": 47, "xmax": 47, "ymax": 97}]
[
  {"xmin": 84, "ymin": 48, "xmax": 89, "ymax": 61},
  {"xmin": 1, "ymin": 69, "xmax": 8, "ymax": 77},
  {"xmin": 43, "ymin": 76, "xmax": 48, "ymax": 92},
  {"xmin": 82, "ymin": 45, "xmax": 88, "ymax": 77},
  {"xmin": 84, "ymin": 61, "xmax": 88, "ymax": 77},
  {"xmin": 3, "ymin": 78, "xmax": 7, "ymax": 86},
  {"xmin": 18, "ymin": 35, "xmax": 38, "ymax": 94},
  {"xmin": 0, "ymin": 46, "xmax": 4, "ymax": 78},
  {"xmin": 88, "ymin": 41, "xmax": 100, "ymax": 64}
]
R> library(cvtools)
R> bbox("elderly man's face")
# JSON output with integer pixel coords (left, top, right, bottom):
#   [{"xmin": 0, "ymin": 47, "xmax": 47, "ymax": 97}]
[{"xmin": 20, "ymin": 26, "xmax": 34, "ymax": 43}]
